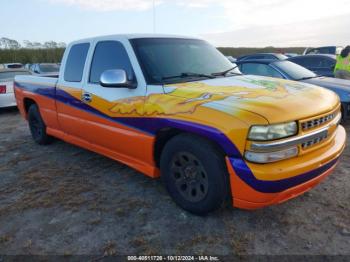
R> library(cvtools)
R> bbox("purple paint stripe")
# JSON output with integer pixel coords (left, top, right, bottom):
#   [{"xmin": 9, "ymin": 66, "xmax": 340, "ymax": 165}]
[
  {"xmin": 116, "ymin": 117, "xmax": 241, "ymax": 157},
  {"xmin": 16, "ymin": 81, "xmax": 242, "ymax": 157},
  {"xmin": 16, "ymin": 82, "xmax": 56, "ymax": 99},
  {"xmin": 56, "ymin": 86, "xmax": 242, "ymax": 156},
  {"xmin": 18, "ymin": 81, "xmax": 335, "ymax": 193},
  {"xmin": 229, "ymin": 157, "xmax": 338, "ymax": 193}
]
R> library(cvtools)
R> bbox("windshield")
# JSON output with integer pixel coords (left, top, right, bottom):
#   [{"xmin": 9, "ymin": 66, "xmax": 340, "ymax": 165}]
[
  {"xmin": 39, "ymin": 64, "xmax": 60, "ymax": 73},
  {"xmin": 272, "ymin": 61, "xmax": 317, "ymax": 80},
  {"xmin": 0, "ymin": 71, "xmax": 30, "ymax": 81},
  {"xmin": 130, "ymin": 38, "xmax": 234, "ymax": 84}
]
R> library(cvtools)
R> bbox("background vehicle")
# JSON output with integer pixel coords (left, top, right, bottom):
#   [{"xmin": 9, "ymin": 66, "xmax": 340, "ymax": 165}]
[
  {"xmin": 237, "ymin": 53, "xmax": 288, "ymax": 61},
  {"xmin": 14, "ymin": 35, "xmax": 345, "ymax": 214},
  {"xmin": 30, "ymin": 63, "xmax": 60, "ymax": 76},
  {"xmin": 284, "ymin": 53, "xmax": 299, "ymax": 58},
  {"xmin": 303, "ymin": 46, "xmax": 343, "ymax": 55},
  {"xmin": 287, "ymin": 54, "xmax": 336, "ymax": 77},
  {"xmin": 226, "ymin": 56, "xmax": 237, "ymax": 63},
  {"xmin": 237, "ymin": 59, "xmax": 350, "ymax": 120},
  {"xmin": 0, "ymin": 69, "xmax": 31, "ymax": 108},
  {"xmin": 0, "ymin": 63, "xmax": 24, "ymax": 69},
  {"xmin": 24, "ymin": 64, "xmax": 32, "ymax": 70}
]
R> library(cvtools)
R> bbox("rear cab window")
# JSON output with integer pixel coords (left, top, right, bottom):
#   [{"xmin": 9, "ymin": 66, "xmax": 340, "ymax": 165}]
[{"xmin": 64, "ymin": 43, "xmax": 90, "ymax": 82}]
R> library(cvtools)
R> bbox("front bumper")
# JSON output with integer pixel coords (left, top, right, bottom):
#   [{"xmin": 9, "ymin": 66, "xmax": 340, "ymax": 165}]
[
  {"xmin": 0, "ymin": 93, "xmax": 16, "ymax": 108},
  {"xmin": 227, "ymin": 125, "xmax": 346, "ymax": 209}
]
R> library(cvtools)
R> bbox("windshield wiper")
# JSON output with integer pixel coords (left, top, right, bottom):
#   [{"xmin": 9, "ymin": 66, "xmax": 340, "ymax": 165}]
[
  {"xmin": 212, "ymin": 66, "xmax": 241, "ymax": 77},
  {"xmin": 162, "ymin": 72, "xmax": 215, "ymax": 81}
]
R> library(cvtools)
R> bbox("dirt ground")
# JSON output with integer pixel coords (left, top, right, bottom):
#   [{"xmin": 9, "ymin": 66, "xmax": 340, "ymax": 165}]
[{"xmin": 0, "ymin": 107, "xmax": 349, "ymax": 256}]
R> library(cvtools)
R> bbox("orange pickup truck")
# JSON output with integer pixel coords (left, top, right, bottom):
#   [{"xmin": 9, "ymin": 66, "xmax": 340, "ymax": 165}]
[{"xmin": 14, "ymin": 35, "xmax": 346, "ymax": 214}]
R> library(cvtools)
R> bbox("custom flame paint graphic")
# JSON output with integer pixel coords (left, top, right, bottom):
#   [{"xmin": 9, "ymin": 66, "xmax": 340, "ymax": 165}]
[
  {"xmin": 60, "ymin": 76, "xmax": 315, "ymax": 118},
  {"xmin": 14, "ymin": 74, "xmax": 346, "ymax": 209},
  {"xmin": 109, "ymin": 80, "xmax": 294, "ymax": 115}
]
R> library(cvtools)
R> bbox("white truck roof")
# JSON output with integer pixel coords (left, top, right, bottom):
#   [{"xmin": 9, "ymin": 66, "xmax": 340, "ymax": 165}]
[{"xmin": 69, "ymin": 34, "xmax": 202, "ymax": 46}]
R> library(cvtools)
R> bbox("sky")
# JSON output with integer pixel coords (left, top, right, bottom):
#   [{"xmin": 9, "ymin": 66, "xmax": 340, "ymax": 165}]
[{"xmin": 1, "ymin": 0, "xmax": 350, "ymax": 47}]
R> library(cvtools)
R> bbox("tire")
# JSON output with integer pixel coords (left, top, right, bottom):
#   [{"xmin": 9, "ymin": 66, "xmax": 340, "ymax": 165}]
[
  {"xmin": 160, "ymin": 133, "xmax": 231, "ymax": 215},
  {"xmin": 28, "ymin": 104, "xmax": 53, "ymax": 145}
]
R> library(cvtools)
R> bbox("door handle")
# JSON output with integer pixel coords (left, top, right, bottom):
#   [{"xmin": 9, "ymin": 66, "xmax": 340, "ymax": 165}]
[{"xmin": 82, "ymin": 92, "xmax": 92, "ymax": 103}]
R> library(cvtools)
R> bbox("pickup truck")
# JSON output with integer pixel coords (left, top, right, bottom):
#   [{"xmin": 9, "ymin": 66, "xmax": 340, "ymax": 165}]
[{"xmin": 14, "ymin": 34, "xmax": 346, "ymax": 215}]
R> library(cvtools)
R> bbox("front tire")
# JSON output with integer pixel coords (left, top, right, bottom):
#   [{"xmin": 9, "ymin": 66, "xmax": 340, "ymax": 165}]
[
  {"xmin": 28, "ymin": 104, "xmax": 53, "ymax": 145},
  {"xmin": 160, "ymin": 134, "xmax": 230, "ymax": 215}
]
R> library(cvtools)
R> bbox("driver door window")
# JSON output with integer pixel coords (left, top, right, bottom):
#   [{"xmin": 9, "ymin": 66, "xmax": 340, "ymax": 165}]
[{"xmin": 89, "ymin": 41, "xmax": 134, "ymax": 84}]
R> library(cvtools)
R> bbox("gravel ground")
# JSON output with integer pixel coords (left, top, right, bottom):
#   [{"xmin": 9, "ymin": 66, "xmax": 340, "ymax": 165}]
[{"xmin": 0, "ymin": 107, "xmax": 349, "ymax": 256}]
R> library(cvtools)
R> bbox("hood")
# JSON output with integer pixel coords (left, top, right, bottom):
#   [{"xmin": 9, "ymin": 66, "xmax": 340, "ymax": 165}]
[{"xmin": 164, "ymin": 75, "xmax": 339, "ymax": 123}]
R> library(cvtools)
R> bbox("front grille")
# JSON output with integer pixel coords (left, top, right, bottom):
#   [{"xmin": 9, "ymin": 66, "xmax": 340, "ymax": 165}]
[
  {"xmin": 301, "ymin": 132, "xmax": 328, "ymax": 149},
  {"xmin": 301, "ymin": 113, "xmax": 336, "ymax": 131}
]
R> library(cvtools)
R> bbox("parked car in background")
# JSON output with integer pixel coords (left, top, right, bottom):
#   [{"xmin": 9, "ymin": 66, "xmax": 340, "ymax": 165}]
[
  {"xmin": 284, "ymin": 53, "xmax": 299, "ymax": 58},
  {"xmin": 30, "ymin": 63, "xmax": 60, "ymax": 77},
  {"xmin": 303, "ymin": 46, "xmax": 343, "ymax": 56},
  {"xmin": 287, "ymin": 54, "xmax": 336, "ymax": 77},
  {"xmin": 236, "ymin": 59, "xmax": 350, "ymax": 121},
  {"xmin": 24, "ymin": 64, "xmax": 32, "ymax": 70},
  {"xmin": 0, "ymin": 69, "xmax": 31, "ymax": 108},
  {"xmin": 14, "ymin": 34, "xmax": 346, "ymax": 214},
  {"xmin": 0, "ymin": 63, "xmax": 24, "ymax": 69},
  {"xmin": 226, "ymin": 56, "xmax": 237, "ymax": 63},
  {"xmin": 237, "ymin": 53, "xmax": 288, "ymax": 61}
]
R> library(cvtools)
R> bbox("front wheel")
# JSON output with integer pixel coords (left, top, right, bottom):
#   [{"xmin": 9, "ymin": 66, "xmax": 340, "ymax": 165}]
[
  {"xmin": 28, "ymin": 104, "xmax": 53, "ymax": 145},
  {"xmin": 160, "ymin": 134, "xmax": 231, "ymax": 215}
]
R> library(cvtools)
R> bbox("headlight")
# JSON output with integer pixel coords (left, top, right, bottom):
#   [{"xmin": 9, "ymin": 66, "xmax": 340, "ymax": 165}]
[{"xmin": 248, "ymin": 122, "xmax": 298, "ymax": 141}]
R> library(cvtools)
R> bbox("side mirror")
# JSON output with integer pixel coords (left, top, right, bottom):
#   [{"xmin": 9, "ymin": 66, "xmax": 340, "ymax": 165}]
[{"xmin": 100, "ymin": 69, "xmax": 136, "ymax": 89}]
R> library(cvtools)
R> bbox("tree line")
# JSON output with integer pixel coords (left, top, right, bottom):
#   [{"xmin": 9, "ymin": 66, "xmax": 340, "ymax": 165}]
[
  {"xmin": 0, "ymin": 36, "xmax": 307, "ymax": 64},
  {"xmin": 0, "ymin": 37, "xmax": 66, "ymax": 64}
]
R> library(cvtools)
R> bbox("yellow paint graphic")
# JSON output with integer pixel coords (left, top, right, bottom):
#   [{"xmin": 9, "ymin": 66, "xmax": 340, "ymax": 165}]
[
  {"xmin": 59, "ymin": 79, "xmax": 312, "ymax": 118},
  {"xmin": 109, "ymin": 81, "xmax": 292, "ymax": 116}
]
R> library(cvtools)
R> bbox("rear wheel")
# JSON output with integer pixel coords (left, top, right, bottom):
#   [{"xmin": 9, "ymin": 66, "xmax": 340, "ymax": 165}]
[
  {"xmin": 28, "ymin": 104, "xmax": 53, "ymax": 145},
  {"xmin": 160, "ymin": 134, "xmax": 230, "ymax": 215}
]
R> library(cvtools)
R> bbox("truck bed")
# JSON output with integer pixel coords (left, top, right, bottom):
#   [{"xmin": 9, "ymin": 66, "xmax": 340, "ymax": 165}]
[
  {"xmin": 15, "ymin": 75, "xmax": 58, "ymax": 88},
  {"xmin": 14, "ymin": 75, "xmax": 58, "ymax": 101},
  {"xmin": 14, "ymin": 75, "xmax": 59, "ymax": 129}
]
